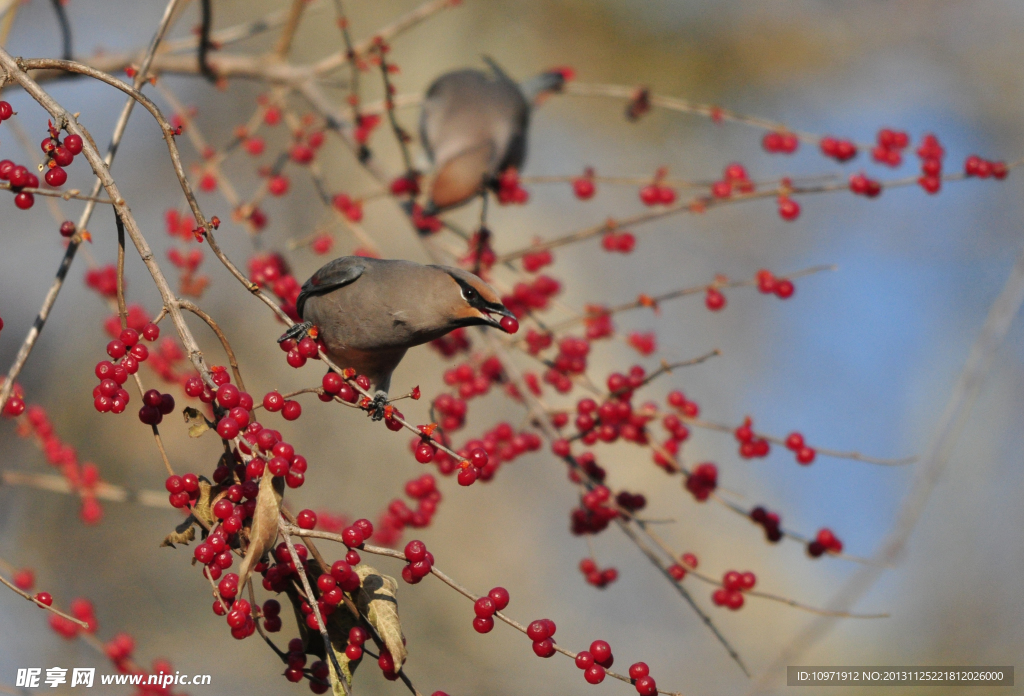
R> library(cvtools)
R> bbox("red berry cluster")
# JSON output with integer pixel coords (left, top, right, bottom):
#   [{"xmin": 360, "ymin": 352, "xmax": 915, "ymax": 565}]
[
  {"xmin": 353, "ymin": 113, "xmax": 382, "ymax": 144},
  {"xmin": 653, "ymin": 413, "xmax": 689, "ymax": 470},
  {"xmin": 750, "ymin": 506, "xmax": 783, "ymax": 542},
  {"xmin": 666, "ymin": 389, "xmax": 699, "ymax": 418},
  {"xmin": 639, "ymin": 182, "xmax": 676, "ymax": 206},
  {"xmin": 601, "ymin": 230, "xmax": 636, "ymax": 253},
  {"xmin": 574, "ymin": 380, "xmax": 653, "ymax": 446},
  {"xmin": 248, "ymin": 252, "xmax": 302, "ymax": 319},
  {"xmin": 10, "ymin": 402, "xmax": 103, "ymax": 523},
  {"xmin": 964, "ymin": 155, "xmax": 1008, "ymax": 180},
  {"xmin": 496, "ymin": 168, "xmax": 528, "ymax": 204},
  {"xmin": 756, "ymin": 269, "xmax": 795, "ymax": 298},
  {"xmin": 849, "ymin": 173, "xmax": 882, "ymax": 198},
  {"xmin": 916, "ymin": 133, "xmax": 945, "ymax": 194},
  {"xmin": 578, "ymin": 558, "xmax": 618, "ymax": 588},
  {"xmin": 0, "ymin": 159, "xmax": 40, "ymax": 209},
  {"xmin": 526, "ymin": 618, "xmax": 557, "ymax": 657},
  {"xmin": 571, "ymin": 485, "xmax": 619, "ymax": 534},
  {"xmin": 667, "ymin": 552, "xmax": 698, "ymax": 581},
  {"xmin": 808, "ymin": 527, "xmax": 843, "ymax": 557},
  {"xmin": 164, "ymin": 472, "xmax": 201, "ymax": 509},
  {"xmin": 90, "ymin": 326, "xmax": 159, "ymax": 416},
  {"xmin": 712, "ymin": 570, "xmax": 756, "ymax": 610},
  {"xmin": 582, "ymin": 305, "xmax": 615, "ymax": 340},
  {"xmin": 499, "ymin": 274, "xmax": 561, "ymax": 318},
  {"xmin": 471, "ymin": 586, "xmax": 509, "ymax": 633},
  {"xmin": 429, "ymin": 327, "xmax": 471, "ymax": 357},
  {"xmin": 565, "ymin": 450, "xmax": 606, "ymax": 482},
  {"xmin": 522, "ymin": 245, "xmax": 554, "ymax": 272},
  {"xmin": 819, "ymin": 136, "xmax": 857, "ymax": 162},
  {"xmin": 685, "ymin": 463, "xmax": 718, "ymax": 501},
  {"xmin": 711, "ymin": 163, "xmax": 755, "ymax": 198},
  {"xmin": 871, "ymin": 128, "xmax": 909, "ymax": 167},
  {"xmin": 432, "ymin": 392, "xmax": 469, "ymax": 432},
  {"xmin": 410, "ymin": 202, "xmax": 443, "ymax": 234},
  {"xmin": 39, "ymin": 124, "xmax": 83, "ymax": 188},
  {"xmin": 574, "ymin": 640, "xmax": 615, "ymax": 684},
  {"xmin": 734, "ymin": 417, "xmax": 770, "ymax": 459},
  {"xmin": 762, "ymin": 130, "xmax": 799, "ymax": 154},
  {"xmin": 443, "ymin": 357, "xmax": 503, "ymax": 399},
  {"xmin": 626, "ymin": 331, "xmax": 656, "ymax": 355},
  {"xmin": 541, "ymin": 335, "xmax": 589, "ymax": 392},
  {"xmin": 400, "ymin": 539, "xmax": 434, "ymax": 584},
  {"xmin": 785, "ymin": 431, "xmax": 816, "ymax": 465},
  {"xmin": 629, "ymin": 662, "xmax": 658, "ymax": 695},
  {"xmin": 373, "ymin": 474, "xmax": 443, "ymax": 546},
  {"xmin": 237, "ymin": 422, "xmax": 308, "ymax": 488},
  {"xmin": 49, "ymin": 597, "xmax": 97, "ymax": 639}
]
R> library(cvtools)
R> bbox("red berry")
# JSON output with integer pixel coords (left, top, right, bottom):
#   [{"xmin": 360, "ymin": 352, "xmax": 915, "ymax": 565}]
[
  {"xmin": 777, "ymin": 196, "xmax": 800, "ymax": 221},
  {"xmin": 14, "ymin": 192, "xmax": 34, "ymax": 209},
  {"xmin": 774, "ymin": 279, "xmax": 794, "ymax": 298},
  {"xmin": 282, "ymin": 400, "xmax": 302, "ymax": 421},
  {"xmin": 297, "ymin": 509, "xmax": 317, "ymax": 529},
  {"xmin": 532, "ymin": 638, "xmax": 555, "ymax": 658},
  {"xmin": 487, "ymin": 586, "xmax": 510, "ymax": 610},
  {"xmin": 584, "ymin": 666, "xmax": 606, "ymax": 684},
  {"xmin": 796, "ymin": 447, "xmax": 816, "ymax": 465},
  {"xmin": 705, "ymin": 287, "xmax": 725, "ymax": 311},
  {"xmin": 574, "ymin": 178, "xmax": 595, "ymax": 199},
  {"xmin": 474, "ymin": 596, "xmax": 495, "ymax": 618},
  {"xmin": 44, "ymin": 166, "xmax": 67, "ymax": 187},
  {"xmin": 635, "ymin": 676, "xmax": 657, "ymax": 695},
  {"xmin": 500, "ymin": 315, "xmax": 519, "ymax": 334},
  {"xmin": 35, "ymin": 592, "xmax": 53, "ymax": 606},
  {"xmin": 785, "ymin": 432, "xmax": 804, "ymax": 450},
  {"xmin": 575, "ymin": 651, "xmax": 594, "ymax": 669},
  {"xmin": 64, "ymin": 134, "xmax": 83, "ymax": 155},
  {"xmin": 629, "ymin": 662, "xmax": 650, "ymax": 679},
  {"xmin": 472, "ymin": 616, "xmax": 494, "ymax": 633}
]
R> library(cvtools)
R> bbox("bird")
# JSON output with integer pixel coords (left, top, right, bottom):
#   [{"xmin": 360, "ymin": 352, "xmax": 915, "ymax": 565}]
[
  {"xmin": 284, "ymin": 256, "xmax": 519, "ymax": 418},
  {"xmin": 419, "ymin": 58, "xmax": 571, "ymax": 213}
]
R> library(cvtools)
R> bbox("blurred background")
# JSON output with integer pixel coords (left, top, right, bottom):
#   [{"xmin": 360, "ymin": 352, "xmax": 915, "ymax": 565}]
[{"xmin": 1, "ymin": 1, "xmax": 1023, "ymax": 694}]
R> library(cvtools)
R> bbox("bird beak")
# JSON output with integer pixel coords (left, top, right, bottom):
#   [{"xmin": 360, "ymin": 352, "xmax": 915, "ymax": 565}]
[{"xmin": 477, "ymin": 304, "xmax": 517, "ymax": 331}]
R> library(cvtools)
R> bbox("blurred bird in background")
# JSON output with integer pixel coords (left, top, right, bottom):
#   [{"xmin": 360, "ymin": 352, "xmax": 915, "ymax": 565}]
[{"xmin": 419, "ymin": 58, "xmax": 572, "ymax": 213}]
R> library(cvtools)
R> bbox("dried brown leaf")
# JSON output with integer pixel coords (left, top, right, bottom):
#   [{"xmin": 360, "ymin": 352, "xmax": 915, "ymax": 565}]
[
  {"xmin": 355, "ymin": 565, "xmax": 406, "ymax": 671},
  {"xmin": 160, "ymin": 515, "xmax": 197, "ymax": 547},
  {"xmin": 183, "ymin": 406, "xmax": 212, "ymax": 438},
  {"xmin": 236, "ymin": 474, "xmax": 284, "ymax": 590}
]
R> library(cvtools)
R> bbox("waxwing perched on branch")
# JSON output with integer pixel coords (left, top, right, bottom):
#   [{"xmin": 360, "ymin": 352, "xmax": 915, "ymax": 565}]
[
  {"xmin": 419, "ymin": 58, "xmax": 572, "ymax": 213},
  {"xmin": 283, "ymin": 256, "xmax": 519, "ymax": 418}
]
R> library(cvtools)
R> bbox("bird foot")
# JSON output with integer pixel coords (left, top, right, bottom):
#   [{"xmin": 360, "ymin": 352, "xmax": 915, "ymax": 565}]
[
  {"xmin": 278, "ymin": 321, "xmax": 313, "ymax": 344},
  {"xmin": 368, "ymin": 392, "xmax": 389, "ymax": 421}
]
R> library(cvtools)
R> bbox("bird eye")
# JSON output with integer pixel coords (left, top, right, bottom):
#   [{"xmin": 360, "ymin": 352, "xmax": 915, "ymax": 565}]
[{"xmin": 462, "ymin": 287, "xmax": 477, "ymax": 301}]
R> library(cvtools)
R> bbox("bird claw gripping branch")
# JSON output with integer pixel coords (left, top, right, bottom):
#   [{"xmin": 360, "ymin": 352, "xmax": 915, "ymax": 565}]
[{"xmin": 277, "ymin": 321, "xmax": 315, "ymax": 344}]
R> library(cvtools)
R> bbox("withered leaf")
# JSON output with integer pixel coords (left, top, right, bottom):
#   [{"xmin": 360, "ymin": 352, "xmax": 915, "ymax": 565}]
[
  {"xmin": 182, "ymin": 406, "xmax": 212, "ymax": 438},
  {"xmin": 327, "ymin": 601, "xmax": 363, "ymax": 686},
  {"xmin": 355, "ymin": 565, "xmax": 406, "ymax": 671},
  {"xmin": 236, "ymin": 474, "xmax": 284, "ymax": 591},
  {"xmin": 160, "ymin": 515, "xmax": 197, "ymax": 548},
  {"xmin": 191, "ymin": 479, "xmax": 217, "ymax": 529}
]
